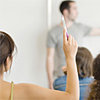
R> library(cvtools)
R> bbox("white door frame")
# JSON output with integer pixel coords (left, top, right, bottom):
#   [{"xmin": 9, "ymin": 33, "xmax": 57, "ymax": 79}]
[{"xmin": 47, "ymin": 0, "xmax": 52, "ymax": 30}]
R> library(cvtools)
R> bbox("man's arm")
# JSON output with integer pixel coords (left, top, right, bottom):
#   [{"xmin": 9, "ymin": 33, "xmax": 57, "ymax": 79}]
[
  {"xmin": 46, "ymin": 48, "xmax": 55, "ymax": 89},
  {"xmin": 89, "ymin": 28, "xmax": 100, "ymax": 35}
]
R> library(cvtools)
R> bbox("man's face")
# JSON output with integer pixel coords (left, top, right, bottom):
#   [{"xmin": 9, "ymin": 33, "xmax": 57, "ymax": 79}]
[{"xmin": 64, "ymin": 2, "xmax": 78, "ymax": 21}]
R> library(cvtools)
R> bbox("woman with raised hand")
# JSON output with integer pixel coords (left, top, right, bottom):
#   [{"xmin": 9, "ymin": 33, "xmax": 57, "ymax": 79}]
[{"xmin": 0, "ymin": 29, "xmax": 79, "ymax": 100}]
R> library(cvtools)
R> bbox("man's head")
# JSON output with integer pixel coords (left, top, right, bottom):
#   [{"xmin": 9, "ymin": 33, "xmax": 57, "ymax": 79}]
[{"xmin": 60, "ymin": 0, "xmax": 78, "ymax": 21}]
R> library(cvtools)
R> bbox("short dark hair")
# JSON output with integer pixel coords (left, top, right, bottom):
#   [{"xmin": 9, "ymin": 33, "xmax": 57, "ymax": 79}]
[
  {"xmin": 59, "ymin": 0, "xmax": 75, "ymax": 14},
  {"xmin": 76, "ymin": 47, "xmax": 93, "ymax": 78}
]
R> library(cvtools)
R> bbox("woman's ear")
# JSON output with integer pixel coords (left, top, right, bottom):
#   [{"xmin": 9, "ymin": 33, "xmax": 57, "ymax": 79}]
[{"xmin": 4, "ymin": 56, "xmax": 12, "ymax": 72}]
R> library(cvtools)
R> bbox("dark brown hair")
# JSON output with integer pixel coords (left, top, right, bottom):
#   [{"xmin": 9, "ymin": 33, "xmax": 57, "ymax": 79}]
[
  {"xmin": 76, "ymin": 47, "xmax": 93, "ymax": 78},
  {"xmin": 59, "ymin": 0, "xmax": 75, "ymax": 14},
  {"xmin": 0, "ymin": 31, "xmax": 17, "ymax": 74},
  {"xmin": 88, "ymin": 54, "xmax": 100, "ymax": 100}
]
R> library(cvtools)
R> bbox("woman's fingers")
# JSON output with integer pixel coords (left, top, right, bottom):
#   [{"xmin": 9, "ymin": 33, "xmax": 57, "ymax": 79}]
[
  {"xmin": 72, "ymin": 37, "xmax": 75, "ymax": 45},
  {"xmin": 63, "ymin": 29, "xmax": 78, "ymax": 59},
  {"xmin": 70, "ymin": 36, "xmax": 77, "ymax": 46},
  {"xmin": 74, "ymin": 41, "xmax": 78, "ymax": 47},
  {"xmin": 63, "ymin": 28, "xmax": 67, "ymax": 45},
  {"xmin": 63, "ymin": 31, "xmax": 77, "ymax": 47},
  {"xmin": 68, "ymin": 35, "xmax": 72, "ymax": 45}
]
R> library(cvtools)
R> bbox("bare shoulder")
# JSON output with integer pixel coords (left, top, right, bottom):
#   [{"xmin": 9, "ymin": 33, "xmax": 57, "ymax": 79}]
[{"xmin": 14, "ymin": 83, "xmax": 74, "ymax": 100}]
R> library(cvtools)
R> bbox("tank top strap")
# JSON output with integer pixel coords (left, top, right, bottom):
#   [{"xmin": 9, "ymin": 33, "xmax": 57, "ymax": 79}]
[{"xmin": 11, "ymin": 81, "xmax": 14, "ymax": 100}]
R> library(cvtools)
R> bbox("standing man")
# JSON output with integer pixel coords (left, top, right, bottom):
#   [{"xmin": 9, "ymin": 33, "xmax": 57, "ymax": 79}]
[{"xmin": 46, "ymin": 0, "xmax": 100, "ymax": 89}]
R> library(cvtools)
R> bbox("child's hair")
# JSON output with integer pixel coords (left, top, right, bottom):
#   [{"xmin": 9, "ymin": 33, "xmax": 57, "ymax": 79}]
[
  {"xmin": 87, "ymin": 54, "xmax": 100, "ymax": 100},
  {"xmin": 0, "ymin": 31, "xmax": 17, "ymax": 73},
  {"xmin": 76, "ymin": 47, "xmax": 93, "ymax": 78},
  {"xmin": 64, "ymin": 47, "xmax": 93, "ymax": 78}
]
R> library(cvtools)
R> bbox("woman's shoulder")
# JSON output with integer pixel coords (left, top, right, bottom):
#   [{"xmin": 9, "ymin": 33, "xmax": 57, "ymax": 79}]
[
  {"xmin": 14, "ymin": 83, "xmax": 38, "ymax": 92},
  {"xmin": 13, "ymin": 83, "xmax": 43, "ymax": 99}
]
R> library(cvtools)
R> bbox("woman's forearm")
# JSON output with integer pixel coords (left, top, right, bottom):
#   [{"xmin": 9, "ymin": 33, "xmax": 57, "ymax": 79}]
[{"xmin": 65, "ymin": 57, "xmax": 79, "ymax": 100}]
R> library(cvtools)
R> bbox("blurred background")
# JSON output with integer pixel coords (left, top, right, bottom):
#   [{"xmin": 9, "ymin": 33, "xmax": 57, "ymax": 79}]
[{"xmin": 0, "ymin": 0, "xmax": 100, "ymax": 88}]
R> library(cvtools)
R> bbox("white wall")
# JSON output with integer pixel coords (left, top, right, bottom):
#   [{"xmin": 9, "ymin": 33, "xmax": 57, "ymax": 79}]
[
  {"xmin": 0, "ymin": 0, "xmax": 48, "ymax": 87},
  {"xmin": 0, "ymin": 0, "xmax": 100, "ymax": 88}
]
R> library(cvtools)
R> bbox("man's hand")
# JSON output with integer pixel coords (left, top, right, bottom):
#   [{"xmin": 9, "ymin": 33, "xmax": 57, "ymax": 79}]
[
  {"xmin": 90, "ymin": 28, "xmax": 100, "ymax": 35},
  {"xmin": 49, "ymin": 82, "xmax": 54, "ymax": 90}
]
